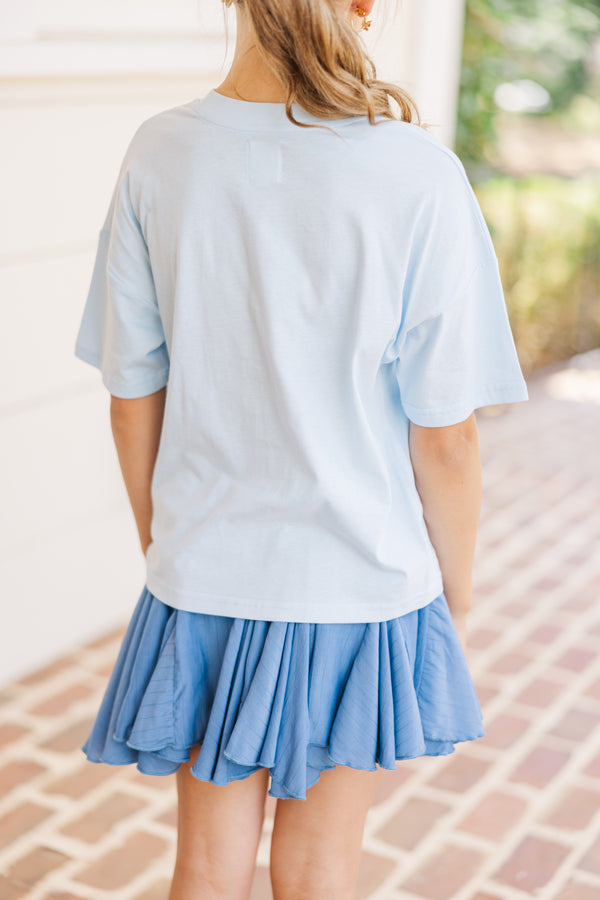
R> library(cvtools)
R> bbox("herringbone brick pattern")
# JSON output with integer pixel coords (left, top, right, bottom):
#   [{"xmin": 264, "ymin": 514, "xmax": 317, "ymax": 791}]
[{"xmin": 1, "ymin": 349, "xmax": 599, "ymax": 900}]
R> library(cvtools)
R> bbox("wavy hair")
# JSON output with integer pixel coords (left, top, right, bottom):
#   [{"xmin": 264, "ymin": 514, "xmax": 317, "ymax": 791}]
[{"xmin": 220, "ymin": 0, "xmax": 428, "ymax": 133}]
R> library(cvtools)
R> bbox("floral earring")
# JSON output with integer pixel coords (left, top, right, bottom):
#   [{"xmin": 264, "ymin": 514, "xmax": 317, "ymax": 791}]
[{"xmin": 353, "ymin": 6, "xmax": 372, "ymax": 31}]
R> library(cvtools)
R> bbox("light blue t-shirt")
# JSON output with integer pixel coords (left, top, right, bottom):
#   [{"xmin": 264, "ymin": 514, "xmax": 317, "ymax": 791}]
[{"xmin": 74, "ymin": 88, "xmax": 529, "ymax": 623}]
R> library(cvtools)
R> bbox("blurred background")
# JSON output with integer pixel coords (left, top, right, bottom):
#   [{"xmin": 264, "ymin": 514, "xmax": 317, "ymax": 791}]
[
  {"xmin": 457, "ymin": 0, "xmax": 600, "ymax": 373},
  {"xmin": 1, "ymin": 3, "xmax": 600, "ymax": 899}
]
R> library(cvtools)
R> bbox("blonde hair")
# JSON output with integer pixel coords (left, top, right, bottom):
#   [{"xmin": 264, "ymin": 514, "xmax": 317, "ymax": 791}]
[{"xmin": 220, "ymin": 0, "xmax": 427, "ymax": 133}]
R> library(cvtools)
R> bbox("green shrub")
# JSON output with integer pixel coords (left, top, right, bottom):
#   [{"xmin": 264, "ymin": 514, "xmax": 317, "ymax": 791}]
[{"xmin": 473, "ymin": 174, "xmax": 600, "ymax": 372}]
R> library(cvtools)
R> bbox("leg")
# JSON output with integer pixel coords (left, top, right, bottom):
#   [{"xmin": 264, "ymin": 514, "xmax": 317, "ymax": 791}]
[
  {"xmin": 270, "ymin": 763, "xmax": 384, "ymax": 900},
  {"xmin": 169, "ymin": 743, "xmax": 270, "ymax": 900}
]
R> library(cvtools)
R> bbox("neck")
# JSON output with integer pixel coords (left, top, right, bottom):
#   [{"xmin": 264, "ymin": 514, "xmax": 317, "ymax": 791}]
[
  {"xmin": 214, "ymin": 75, "xmax": 287, "ymax": 104},
  {"xmin": 215, "ymin": 10, "xmax": 288, "ymax": 103}
]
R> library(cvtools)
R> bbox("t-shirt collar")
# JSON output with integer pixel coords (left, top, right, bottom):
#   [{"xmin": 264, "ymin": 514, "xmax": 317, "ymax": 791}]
[{"xmin": 193, "ymin": 88, "xmax": 363, "ymax": 132}]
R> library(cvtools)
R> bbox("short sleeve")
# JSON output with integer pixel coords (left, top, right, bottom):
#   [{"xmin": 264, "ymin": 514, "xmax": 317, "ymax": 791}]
[
  {"xmin": 74, "ymin": 148, "xmax": 170, "ymax": 399},
  {"xmin": 392, "ymin": 148, "xmax": 528, "ymax": 427}
]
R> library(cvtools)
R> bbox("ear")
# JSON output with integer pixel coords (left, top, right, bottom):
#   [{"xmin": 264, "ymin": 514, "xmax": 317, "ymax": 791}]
[{"xmin": 351, "ymin": 0, "xmax": 376, "ymax": 14}]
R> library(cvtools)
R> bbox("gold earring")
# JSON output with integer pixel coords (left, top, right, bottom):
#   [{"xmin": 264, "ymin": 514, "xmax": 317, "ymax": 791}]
[{"xmin": 354, "ymin": 7, "xmax": 372, "ymax": 31}]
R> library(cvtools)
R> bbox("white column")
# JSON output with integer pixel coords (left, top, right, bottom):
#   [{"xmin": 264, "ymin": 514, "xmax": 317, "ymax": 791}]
[
  {"xmin": 367, "ymin": 0, "xmax": 467, "ymax": 150},
  {"xmin": 0, "ymin": 0, "xmax": 35, "ymax": 40}
]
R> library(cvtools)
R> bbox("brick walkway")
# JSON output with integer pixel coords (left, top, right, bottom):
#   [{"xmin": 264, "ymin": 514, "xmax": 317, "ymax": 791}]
[{"xmin": 1, "ymin": 350, "xmax": 599, "ymax": 900}]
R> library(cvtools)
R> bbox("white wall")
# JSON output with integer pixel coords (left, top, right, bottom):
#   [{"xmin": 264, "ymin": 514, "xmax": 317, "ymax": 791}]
[
  {"xmin": 372, "ymin": 0, "xmax": 467, "ymax": 148},
  {"xmin": 1, "ymin": 0, "xmax": 466, "ymax": 688}
]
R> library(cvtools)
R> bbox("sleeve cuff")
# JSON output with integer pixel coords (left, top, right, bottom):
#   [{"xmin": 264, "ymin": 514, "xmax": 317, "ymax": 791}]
[
  {"xmin": 402, "ymin": 379, "xmax": 529, "ymax": 427},
  {"xmin": 75, "ymin": 342, "xmax": 169, "ymax": 398}
]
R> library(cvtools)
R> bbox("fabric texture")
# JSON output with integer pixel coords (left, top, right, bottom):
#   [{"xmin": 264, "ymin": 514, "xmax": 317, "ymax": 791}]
[
  {"xmin": 82, "ymin": 585, "xmax": 485, "ymax": 801},
  {"xmin": 74, "ymin": 89, "xmax": 528, "ymax": 622}
]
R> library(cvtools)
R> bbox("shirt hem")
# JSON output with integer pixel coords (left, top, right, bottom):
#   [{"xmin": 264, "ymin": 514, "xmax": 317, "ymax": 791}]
[
  {"xmin": 74, "ymin": 342, "xmax": 170, "ymax": 398},
  {"xmin": 402, "ymin": 379, "xmax": 529, "ymax": 427},
  {"xmin": 144, "ymin": 570, "xmax": 444, "ymax": 623}
]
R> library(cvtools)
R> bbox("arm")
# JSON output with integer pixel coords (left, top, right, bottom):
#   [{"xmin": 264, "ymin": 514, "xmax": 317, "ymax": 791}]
[
  {"xmin": 109, "ymin": 386, "xmax": 167, "ymax": 556},
  {"xmin": 408, "ymin": 411, "xmax": 482, "ymax": 648}
]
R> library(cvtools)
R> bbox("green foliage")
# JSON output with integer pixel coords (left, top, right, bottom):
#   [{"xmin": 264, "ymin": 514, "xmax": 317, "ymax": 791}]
[
  {"xmin": 457, "ymin": 2, "xmax": 600, "ymax": 368},
  {"xmin": 473, "ymin": 174, "xmax": 600, "ymax": 371},
  {"xmin": 456, "ymin": 0, "xmax": 600, "ymax": 168},
  {"xmin": 456, "ymin": 0, "xmax": 506, "ymax": 170}
]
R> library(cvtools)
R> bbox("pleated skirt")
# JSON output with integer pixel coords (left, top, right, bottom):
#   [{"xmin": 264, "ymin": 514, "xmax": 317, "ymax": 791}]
[{"xmin": 81, "ymin": 585, "xmax": 485, "ymax": 800}]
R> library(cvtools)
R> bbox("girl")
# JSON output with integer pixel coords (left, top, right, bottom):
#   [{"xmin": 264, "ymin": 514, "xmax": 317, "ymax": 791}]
[{"xmin": 74, "ymin": 0, "xmax": 529, "ymax": 898}]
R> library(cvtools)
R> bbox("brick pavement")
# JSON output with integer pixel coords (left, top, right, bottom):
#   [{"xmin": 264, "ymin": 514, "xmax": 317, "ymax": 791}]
[{"xmin": 0, "ymin": 349, "xmax": 599, "ymax": 900}]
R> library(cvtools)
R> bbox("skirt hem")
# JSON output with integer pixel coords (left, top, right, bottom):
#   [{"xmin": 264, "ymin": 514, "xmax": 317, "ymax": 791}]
[
  {"xmin": 80, "ymin": 584, "xmax": 486, "ymax": 801},
  {"xmin": 81, "ymin": 727, "xmax": 486, "ymax": 799}
]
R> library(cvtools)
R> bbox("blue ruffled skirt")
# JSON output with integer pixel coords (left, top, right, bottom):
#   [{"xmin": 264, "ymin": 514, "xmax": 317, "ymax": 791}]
[{"xmin": 82, "ymin": 585, "xmax": 485, "ymax": 800}]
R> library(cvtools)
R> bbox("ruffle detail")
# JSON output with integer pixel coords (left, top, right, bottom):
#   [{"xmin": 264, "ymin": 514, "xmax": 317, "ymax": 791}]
[{"xmin": 82, "ymin": 586, "xmax": 485, "ymax": 800}]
